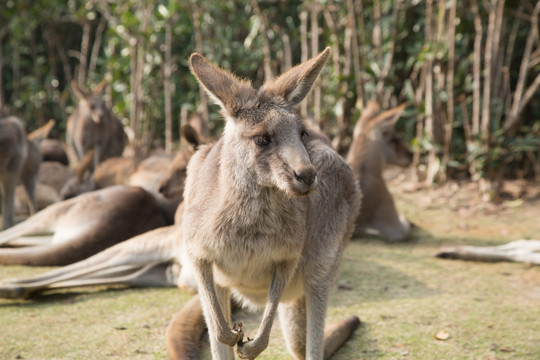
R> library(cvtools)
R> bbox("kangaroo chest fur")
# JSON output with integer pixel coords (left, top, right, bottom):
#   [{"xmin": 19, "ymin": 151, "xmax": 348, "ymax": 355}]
[{"xmin": 183, "ymin": 140, "xmax": 308, "ymax": 305}]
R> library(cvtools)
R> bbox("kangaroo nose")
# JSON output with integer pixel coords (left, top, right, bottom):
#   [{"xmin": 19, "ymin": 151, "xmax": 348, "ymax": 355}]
[{"xmin": 294, "ymin": 166, "xmax": 317, "ymax": 186}]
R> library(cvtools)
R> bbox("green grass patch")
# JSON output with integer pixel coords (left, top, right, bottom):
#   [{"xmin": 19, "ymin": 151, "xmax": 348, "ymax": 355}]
[{"xmin": 1, "ymin": 191, "xmax": 540, "ymax": 359}]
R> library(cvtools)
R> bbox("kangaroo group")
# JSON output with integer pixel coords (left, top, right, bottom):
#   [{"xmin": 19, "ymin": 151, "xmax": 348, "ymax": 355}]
[{"xmin": 0, "ymin": 48, "xmax": 416, "ymax": 359}]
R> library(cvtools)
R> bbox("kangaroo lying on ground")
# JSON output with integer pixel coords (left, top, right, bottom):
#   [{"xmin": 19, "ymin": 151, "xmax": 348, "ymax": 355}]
[
  {"xmin": 0, "ymin": 115, "xmax": 42, "ymax": 229},
  {"xmin": 437, "ymin": 239, "xmax": 540, "ymax": 265},
  {"xmin": 0, "ymin": 185, "xmax": 180, "ymax": 266},
  {"xmin": 346, "ymin": 101, "xmax": 413, "ymax": 242},
  {"xmin": 67, "ymin": 79, "xmax": 127, "ymax": 171},
  {"xmin": 178, "ymin": 48, "xmax": 361, "ymax": 359}
]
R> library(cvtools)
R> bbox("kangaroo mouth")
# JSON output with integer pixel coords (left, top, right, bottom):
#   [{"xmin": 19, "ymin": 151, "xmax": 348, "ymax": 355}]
[{"xmin": 290, "ymin": 176, "xmax": 318, "ymax": 196}]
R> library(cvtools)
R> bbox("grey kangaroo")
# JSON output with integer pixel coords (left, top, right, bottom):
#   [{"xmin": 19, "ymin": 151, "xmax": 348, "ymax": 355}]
[
  {"xmin": 0, "ymin": 115, "xmax": 42, "ymax": 229},
  {"xmin": 67, "ymin": 79, "xmax": 126, "ymax": 171},
  {"xmin": 179, "ymin": 48, "xmax": 361, "ymax": 359},
  {"xmin": 346, "ymin": 101, "xmax": 412, "ymax": 242}
]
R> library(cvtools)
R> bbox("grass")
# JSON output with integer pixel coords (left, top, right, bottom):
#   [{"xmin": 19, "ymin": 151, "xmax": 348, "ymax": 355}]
[{"xmin": 1, "ymin": 185, "xmax": 540, "ymax": 359}]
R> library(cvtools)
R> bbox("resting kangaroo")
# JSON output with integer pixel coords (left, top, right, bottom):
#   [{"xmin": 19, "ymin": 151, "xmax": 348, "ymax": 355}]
[
  {"xmin": 179, "ymin": 48, "xmax": 361, "ymax": 359},
  {"xmin": 0, "ymin": 185, "xmax": 180, "ymax": 266},
  {"xmin": 66, "ymin": 79, "xmax": 126, "ymax": 171},
  {"xmin": 60, "ymin": 124, "xmax": 202, "ymax": 199},
  {"xmin": 0, "ymin": 115, "xmax": 42, "ymax": 229},
  {"xmin": 346, "ymin": 101, "xmax": 412, "ymax": 242}
]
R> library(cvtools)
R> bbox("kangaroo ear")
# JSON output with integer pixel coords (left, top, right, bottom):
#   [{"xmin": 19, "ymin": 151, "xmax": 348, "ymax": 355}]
[
  {"xmin": 71, "ymin": 80, "xmax": 88, "ymax": 100},
  {"xmin": 93, "ymin": 79, "xmax": 109, "ymax": 95},
  {"xmin": 352, "ymin": 101, "xmax": 381, "ymax": 139},
  {"xmin": 372, "ymin": 103, "xmax": 406, "ymax": 129},
  {"xmin": 262, "ymin": 47, "xmax": 330, "ymax": 106},
  {"xmin": 180, "ymin": 123, "xmax": 202, "ymax": 150},
  {"xmin": 189, "ymin": 53, "xmax": 257, "ymax": 118}
]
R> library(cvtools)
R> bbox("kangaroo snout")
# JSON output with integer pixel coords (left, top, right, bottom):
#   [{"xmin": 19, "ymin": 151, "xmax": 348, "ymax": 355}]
[
  {"xmin": 294, "ymin": 166, "xmax": 317, "ymax": 186},
  {"xmin": 292, "ymin": 165, "xmax": 318, "ymax": 195}
]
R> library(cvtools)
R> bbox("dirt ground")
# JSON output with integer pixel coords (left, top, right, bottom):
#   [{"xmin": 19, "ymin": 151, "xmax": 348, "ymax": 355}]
[{"xmin": 1, "ymin": 173, "xmax": 539, "ymax": 359}]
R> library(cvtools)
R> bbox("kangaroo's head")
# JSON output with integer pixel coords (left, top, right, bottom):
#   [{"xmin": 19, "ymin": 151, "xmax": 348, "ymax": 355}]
[
  {"xmin": 351, "ymin": 101, "xmax": 413, "ymax": 169},
  {"xmin": 370, "ymin": 104, "xmax": 413, "ymax": 168},
  {"xmin": 189, "ymin": 48, "xmax": 330, "ymax": 197},
  {"xmin": 157, "ymin": 124, "xmax": 203, "ymax": 200},
  {"xmin": 71, "ymin": 79, "xmax": 109, "ymax": 125}
]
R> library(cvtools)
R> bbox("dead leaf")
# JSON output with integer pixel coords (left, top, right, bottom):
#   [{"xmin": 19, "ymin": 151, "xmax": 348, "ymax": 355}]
[
  {"xmin": 498, "ymin": 347, "xmax": 515, "ymax": 353},
  {"xmin": 434, "ymin": 330, "xmax": 450, "ymax": 340}
]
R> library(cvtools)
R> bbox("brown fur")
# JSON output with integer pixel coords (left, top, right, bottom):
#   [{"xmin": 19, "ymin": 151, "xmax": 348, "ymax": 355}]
[
  {"xmin": 0, "ymin": 224, "xmax": 183, "ymax": 298},
  {"xmin": 0, "ymin": 115, "xmax": 42, "ymax": 229},
  {"xmin": 38, "ymin": 161, "xmax": 74, "ymax": 195},
  {"xmin": 346, "ymin": 101, "xmax": 413, "ymax": 242},
  {"xmin": 0, "ymin": 185, "xmax": 179, "ymax": 266},
  {"xmin": 179, "ymin": 48, "xmax": 361, "ymax": 359},
  {"xmin": 66, "ymin": 79, "xmax": 126, "ymax": 171},
  {"xmin": 166, "ymin": 294, "xmax": 207, "ymax": 360},
  {"xmin": 60, "ymin": 124, "xmax": 201, "ymax": 200},
  {"xmin": 40, "ymin": 138, "xmax": 69, "ymax": 165}
]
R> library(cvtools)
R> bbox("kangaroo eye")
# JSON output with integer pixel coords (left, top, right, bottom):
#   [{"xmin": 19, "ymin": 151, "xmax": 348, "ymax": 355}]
[
  {"xmin": 301, "ymin": 130, "xmax": 309, "ymax": 141},
  {"xmin": 254, "ymin": 134, "xmax": 271, "ymax": 146}
]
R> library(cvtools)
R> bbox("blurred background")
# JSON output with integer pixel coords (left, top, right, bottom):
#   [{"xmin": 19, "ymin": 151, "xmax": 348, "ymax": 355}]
[{"xmin": 0, "ymin": 0, "xmax": 539, "ymax": 198}]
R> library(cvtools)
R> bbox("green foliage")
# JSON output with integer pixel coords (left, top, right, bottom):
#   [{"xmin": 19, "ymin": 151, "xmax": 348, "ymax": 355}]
[{"xmin": 0, "ymin": 0, "xmax": 538, "ymax": 182}]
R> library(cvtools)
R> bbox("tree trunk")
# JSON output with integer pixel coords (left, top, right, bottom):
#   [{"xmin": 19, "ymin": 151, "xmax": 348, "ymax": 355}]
[
  {"xmin": 89, "ymin": 17, "xmax": 107, "ymax": 82},
  {"xmin": 504, "ymin": 0, "xmax": 540, "ymax": 134},
  {"xmin": 164, "ymin": 17, "xmax": 174, "ymax": 153},
  {"xmin": 250, "ymin": 0, "xmax": 273, "ymax": 82},
  {"xmin": 78, "ymin": 20, "xmax": 91, "ymax": 87},
  {"xmin": 189, "ymin": 0, "xmax": 209, "ymax": 130},
  {"xmin": 424, "ymin": 0, "xmax": 437, "ymax": 185},
  {"xmin": 444, "ymin": 0, "xmax": 456, "ymax": 174},
  {"xmin": 347, "ymin": 0, "xmax": 364, "ymax": 110},
  {"xmin": 311, "ymin": 1, "xmax": 321, "ymax": 126},
  {"xmin": 299, "ymin": 9, "xmax": 309, "ymax": 120},
  {"xmin": 375, "ymin": 0, "xmax": 400, "ymax": 107}
]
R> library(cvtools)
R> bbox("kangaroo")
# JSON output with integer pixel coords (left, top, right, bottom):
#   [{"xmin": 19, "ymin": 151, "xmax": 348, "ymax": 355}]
[
  {"xmin": 0, "ymin": 124, "xmax": 198, "ymax": 264},
  {"xmin": 178, "ymin": 48, "xmax": 361, "ymax": 359},
  {"xmin": 0, "ymin": 185, "xmax": 180, "ymax": 266},
  {"xmin": 66, "ymin": 79, "xmax": 127, "ymax": 171},
  {"xmin": 346, "ymin": 101, "xmax": 413, "ymax": 242},
  {"xmin": 437, "ymin": 239, "xmax": 540, "ymax": 265},
  {"xmin": 0, "ymin": 223, "xmax": 184, "ymax": 298},
  {"xmin": 40, "ymin": 138, "xmax": 69, "ymax": 165},
  {"xmin": 0, "ymin": 115, "xmax": 42, "ymax": 229},
  {"xmin": 60, "ymin": 124, "xmax": 201, "ymax": 200}
]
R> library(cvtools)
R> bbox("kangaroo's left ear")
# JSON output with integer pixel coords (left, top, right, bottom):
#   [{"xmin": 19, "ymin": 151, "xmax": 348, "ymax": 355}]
[{"xmin": 262, "ymin": 47, "xmax": 330, "ymax": 106}]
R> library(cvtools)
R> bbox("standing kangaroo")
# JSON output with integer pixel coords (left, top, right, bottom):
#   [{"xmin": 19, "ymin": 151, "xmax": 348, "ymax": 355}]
[
  {"xmin": 67, "ymin": 79, "xmax": 126, "ymax": 171},
  {"xmin": 0, "ymin": 115, "xmax": 41, "ymax": 229},
  {"xmin": 180, "ymin": 48, "xmax": 361, "ymax": 359},
  {"xmin": 346, "ymin": 101, "xmax": 412, "ymax": 242}
]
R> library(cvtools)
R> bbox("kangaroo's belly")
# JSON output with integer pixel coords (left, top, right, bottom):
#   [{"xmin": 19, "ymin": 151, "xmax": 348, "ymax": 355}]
[{"xmin": 212, "ymin": 249, "xmax": 305, "ymax": 307}]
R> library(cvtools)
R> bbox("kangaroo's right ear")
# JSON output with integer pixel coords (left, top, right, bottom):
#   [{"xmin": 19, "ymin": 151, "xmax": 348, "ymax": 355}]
[
  {"xmin": 189, "ymin": 53, "xmax": 257, "ymax": 118},
  {"xmin": 371, "ymin": 103, "xmax": 407, "ymax": 129},
  {"xmin": 71, "ymin": 80, "xmax": 88, "ymax": 100},
  {"xmin": 93, "ymin": 79, "xmax": 109, "ymax": 95},
  {"xmin": 352, "ymin": 101, "xmax": 381, "ymax": 139}
]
